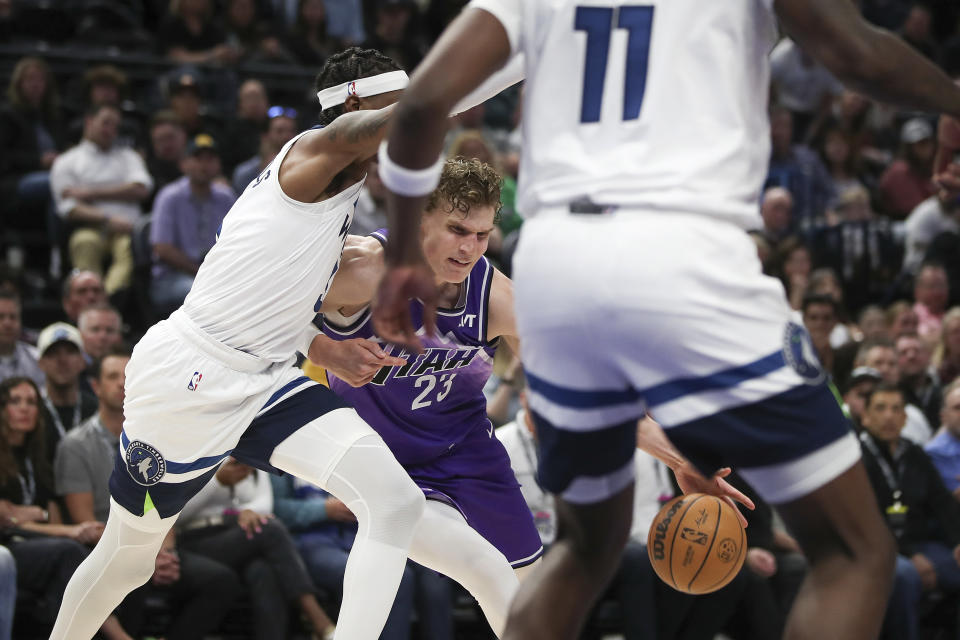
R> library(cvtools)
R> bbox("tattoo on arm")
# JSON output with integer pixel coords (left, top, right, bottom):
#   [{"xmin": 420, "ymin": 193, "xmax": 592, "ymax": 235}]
[{"xmin": 326, "ymin": 107, "xmax": 393, "ymax": 147}]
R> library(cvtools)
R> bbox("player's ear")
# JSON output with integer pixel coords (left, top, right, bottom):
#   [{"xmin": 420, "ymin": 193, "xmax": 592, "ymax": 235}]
[{"xmin": 344, "ymin": 95, "xmax": 361, "ymax": 113}]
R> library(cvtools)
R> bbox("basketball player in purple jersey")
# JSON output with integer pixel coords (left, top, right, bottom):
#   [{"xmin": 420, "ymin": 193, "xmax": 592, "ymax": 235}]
[
  {"xmin": 310, "ymin": 158, "xmax": 536, "ymax": 636},
  {"xmin": 372, "ymin": 1, "xmax": 960, "ymax": 640}
]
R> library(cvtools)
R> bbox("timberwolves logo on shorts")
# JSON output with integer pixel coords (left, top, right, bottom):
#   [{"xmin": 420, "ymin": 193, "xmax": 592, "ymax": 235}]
[
  {"xmin": 125, "ymin": 440, "xmax": 166, "ymax": 486},
  {"xmin": 782, "ymin": 322, "xmax": 825, "ymax": 385}
]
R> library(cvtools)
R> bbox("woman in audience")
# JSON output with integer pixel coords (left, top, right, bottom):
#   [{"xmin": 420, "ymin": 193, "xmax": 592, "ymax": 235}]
[
  {"xmin": 0, "ymin": 377, "xmax": 130, "ymax": 639},
  {"xmin": 776, "ymin": 236, "xmax": 812, "ymax": 311},
  {"xmin": 813, "ymin": 121, "xmax": 869, "ymax": 207}
]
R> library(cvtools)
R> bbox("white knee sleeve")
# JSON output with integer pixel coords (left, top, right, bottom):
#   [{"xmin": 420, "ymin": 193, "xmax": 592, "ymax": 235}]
[
  {"xmin": 408, "ymin": 501, "xmax": 520, "ymax": 637},
  {"xmin": 272, "ymin": 426, "xmax": 425, "ymax": 640},
  {"xmin": 49, "ymin": 499, "xmax": 177, "ymax": 640}
]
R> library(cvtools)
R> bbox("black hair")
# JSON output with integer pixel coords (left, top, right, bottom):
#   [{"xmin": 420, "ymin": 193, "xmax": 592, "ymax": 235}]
[
  {"xmin": 314, "ymin": 47, "xmax": 401, "ymax": 126},
  {"xmin": 864, "ymin": 381, "xmax": 905, "ymax": 409},
  {"xmin": 801, "ymin": 292, "xmax": 838, "ymax": 315}
]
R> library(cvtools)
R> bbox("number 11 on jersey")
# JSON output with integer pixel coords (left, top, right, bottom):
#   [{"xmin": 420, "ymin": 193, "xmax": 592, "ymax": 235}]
[{"xmin": 575, "ymin": 5, "xmax": 655, "ymax": 123}]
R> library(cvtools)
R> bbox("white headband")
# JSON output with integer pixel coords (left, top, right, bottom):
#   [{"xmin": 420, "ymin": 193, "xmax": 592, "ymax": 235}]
[{"xmin": 316, "ymin": 70, "xmax": 409, "ymax": 111}]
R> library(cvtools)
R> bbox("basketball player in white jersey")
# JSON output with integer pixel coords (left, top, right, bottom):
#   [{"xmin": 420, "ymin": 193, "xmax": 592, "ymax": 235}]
[
  {"xmin": 372, "ymin": 2, "xmax": 960, "ymax": 640},
  {"xmin": 49, "ymin": 47, "xmax": 522, "ymax": 640}
]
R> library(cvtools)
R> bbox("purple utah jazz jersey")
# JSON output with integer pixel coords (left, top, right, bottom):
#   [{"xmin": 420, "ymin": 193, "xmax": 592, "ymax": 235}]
[{"xmin": 324, "ymin": 232, "xmax": 497, "ymax": 466}]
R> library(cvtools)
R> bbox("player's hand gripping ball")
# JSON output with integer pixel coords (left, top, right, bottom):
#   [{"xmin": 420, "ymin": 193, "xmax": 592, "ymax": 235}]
[{"xmin": 647, "ymin": 493, "xmax": 746, "ymax": 594}]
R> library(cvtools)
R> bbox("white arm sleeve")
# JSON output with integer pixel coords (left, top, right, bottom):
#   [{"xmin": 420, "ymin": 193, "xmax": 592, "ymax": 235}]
[{"xmin": 450, "ymin": 53, "xmax": 525, "ymax": 116}]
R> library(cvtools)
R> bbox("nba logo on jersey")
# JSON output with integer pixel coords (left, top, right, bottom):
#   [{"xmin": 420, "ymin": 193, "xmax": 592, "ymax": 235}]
[
  {"xmin": 187, "ymin": 371, "xmax": 203, "ymax": 391},
  {"xmin": 125, "ymin": 440, "xmax": 166, "ymax": 486},
  {"xmin": 347, "ymin": 81, "xmax": 357, "ymax": 96}
]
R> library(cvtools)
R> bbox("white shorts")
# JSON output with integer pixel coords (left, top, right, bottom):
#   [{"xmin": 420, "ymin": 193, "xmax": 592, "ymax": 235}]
[
  {"xmin": 513, "ymin": 209, "xmax": 860, "ymax": 505},
  {"xmin": 109, "ymin": 309, "xmax": 369, "ymax": 518}
]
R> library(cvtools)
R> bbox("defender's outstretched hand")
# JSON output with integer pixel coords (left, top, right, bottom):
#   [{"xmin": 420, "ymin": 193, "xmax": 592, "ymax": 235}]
[
  {"xmin": 372, "ymin": 264, "xmax": 438, "ymax": 353},
  {"xmin": 309, "ymin": 335, "xmax": 408, "ymax": 387}
]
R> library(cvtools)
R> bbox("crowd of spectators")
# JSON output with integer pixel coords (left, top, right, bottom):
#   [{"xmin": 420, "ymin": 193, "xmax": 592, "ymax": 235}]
[{"xmin": 2, "ymin": 0, "xmax": 960, "ymax": 638}]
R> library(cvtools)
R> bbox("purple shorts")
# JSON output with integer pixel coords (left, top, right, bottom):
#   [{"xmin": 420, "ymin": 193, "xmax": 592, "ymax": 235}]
[{"xmin": 405, "ymin": 424, "xmax": 543, "ymax": 568}]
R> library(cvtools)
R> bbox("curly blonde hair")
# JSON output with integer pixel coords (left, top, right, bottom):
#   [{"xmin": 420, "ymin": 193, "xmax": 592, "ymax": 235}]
[{"xmin": 426, "ymin": 157, "xmax": 502, "ymax": 222}]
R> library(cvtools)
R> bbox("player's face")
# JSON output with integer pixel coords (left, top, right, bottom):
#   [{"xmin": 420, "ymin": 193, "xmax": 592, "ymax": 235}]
[
  {"xmin": 3, "ymin": 382, "xmax": 39, "ymax": 437},
  {"xmin": 862, "ymin": 391, "xmax": 907, "ymax": 442},
  {"xmin": 95, "ymin": 355, "xmax": 128, "ymax": 412},
  {"xmin": 420, "ymin": 202, "xmax": 496, "ymax": 285}
]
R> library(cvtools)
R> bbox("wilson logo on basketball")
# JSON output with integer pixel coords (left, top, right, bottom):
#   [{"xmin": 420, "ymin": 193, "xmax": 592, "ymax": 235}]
[{"xmin": 651, "ymin": 498, "xmax": 686, "ymax": 561}]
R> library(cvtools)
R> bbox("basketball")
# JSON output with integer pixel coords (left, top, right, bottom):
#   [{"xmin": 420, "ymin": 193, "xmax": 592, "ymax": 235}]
[{"xmin": 647, "ymin": 493, "xmax": 746, "ymax": 594}]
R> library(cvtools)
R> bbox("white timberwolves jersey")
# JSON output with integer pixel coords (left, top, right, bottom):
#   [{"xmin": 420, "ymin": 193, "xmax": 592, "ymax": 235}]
[
  {"xmin": 183, "ymin": 131, "xmax": 362, "ymax": 362},
  {"xmin": 470, "ymin": 0, "xmax": 778, "ymax": 228}
]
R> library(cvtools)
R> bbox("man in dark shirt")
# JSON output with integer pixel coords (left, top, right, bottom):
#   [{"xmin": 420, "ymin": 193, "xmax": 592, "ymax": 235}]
[{"xmin": 860, "ymin": 383, "xmax": 960, "ymax": 639}]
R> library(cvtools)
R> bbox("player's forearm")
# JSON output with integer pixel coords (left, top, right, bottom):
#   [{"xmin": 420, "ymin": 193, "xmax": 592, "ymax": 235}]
[
  {"xmin": 778, "ymin": 0, "xmax": 960, "ymax": 118},
  {"xmin": 636, "ymin": 416, "xmax": 686, "ymax": 471},
  {"xmin": 323, "ymin": 104, "xmax": 396, "ymax": 162},
  {"xmin": 837, "ymin": 32, "xmax": 960, "ymax": 118},
  {"xmin": 382, "ymin": 104, "xmax": 448, "ymax": 266},
  {"xmin": 306, "ymin": 333, "xmax": 339, "ymax": 367}
]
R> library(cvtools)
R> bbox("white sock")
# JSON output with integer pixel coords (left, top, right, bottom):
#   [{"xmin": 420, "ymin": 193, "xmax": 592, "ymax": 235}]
[
  {"xmin": 407, "ymin": 501, "xmax": 520, "ymax": 638},
  {"xmin": 49, "ymin": 499, "xmax": 177, "ymax": 640}
]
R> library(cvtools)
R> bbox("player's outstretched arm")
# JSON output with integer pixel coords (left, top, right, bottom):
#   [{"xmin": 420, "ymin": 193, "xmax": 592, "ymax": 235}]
[
  {"xmin": 636, "ymin": 416, "xmax": 754, "ymax": 527},
  {"xmin": 775, "ymin": 0, "xmax": 960, "ymax": 118},
  {"xmin": 374, "ymin": 8, "xmax": 513, "ymax": 351},
  {"xmin": 320, "ymin": 235, "xmax": 385, "ymax": 314},
  {"xmin": 280, "ymin": 105, "xmax": 396, "ymax": 203},
  {"xmin": 310, "ymin": 236, "xmax": 407, "ymax": 386}
]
